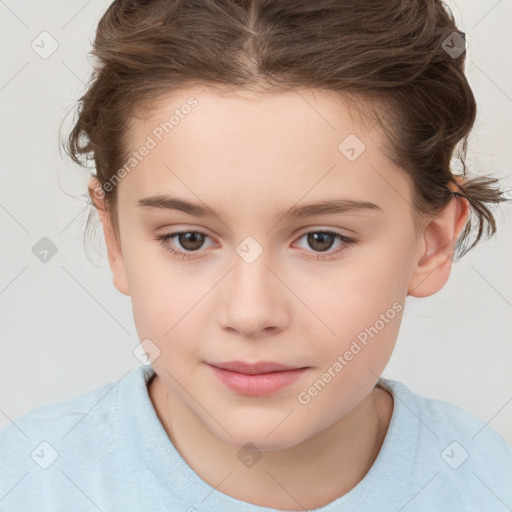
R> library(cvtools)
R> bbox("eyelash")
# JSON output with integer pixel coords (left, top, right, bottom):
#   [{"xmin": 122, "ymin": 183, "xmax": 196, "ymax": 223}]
[{"xmin": 154, "ymin": 229, "xmax": 356, "ymax": 261}]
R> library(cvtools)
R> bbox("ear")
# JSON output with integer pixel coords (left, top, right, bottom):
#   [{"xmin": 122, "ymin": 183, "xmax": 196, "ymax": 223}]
[
  {"xmin": 88, "ymin": 177, "xmax": 130, "ymax": 296},
  {"xmin": 408, "ymin": 190, "xmax": 470, "ymax": 298}
]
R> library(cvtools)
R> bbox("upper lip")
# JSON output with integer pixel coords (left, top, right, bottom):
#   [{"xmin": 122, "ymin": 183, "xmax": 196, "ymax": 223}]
[{"xmin": 209, "ymin": 361, "xmax": 306, "ymax": 375}]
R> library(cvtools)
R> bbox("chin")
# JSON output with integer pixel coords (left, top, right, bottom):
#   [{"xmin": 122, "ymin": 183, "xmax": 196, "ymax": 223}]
[{"xmin": 210, "ymin": 421, "xmax": 307, "ymax": 452}]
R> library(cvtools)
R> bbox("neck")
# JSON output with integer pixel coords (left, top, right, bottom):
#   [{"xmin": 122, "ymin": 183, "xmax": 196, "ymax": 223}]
[{"xmin": 149, "ymin": 374, "xmax": 393, "ymax": 510}]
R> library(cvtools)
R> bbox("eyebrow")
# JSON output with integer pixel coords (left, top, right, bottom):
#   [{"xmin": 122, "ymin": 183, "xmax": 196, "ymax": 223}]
[{"xmin": 137, "ymin": 195, "xmax": 382, "ymax": 220}]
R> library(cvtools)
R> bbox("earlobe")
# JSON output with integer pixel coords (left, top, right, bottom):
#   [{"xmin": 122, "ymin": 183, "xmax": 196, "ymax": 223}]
[
  {"xmin": 88, "ymin": 178, "xmax": 130, "ymax": 296},
  {"xmin": 408, "ymin": 192, "xmax": 470, "ymax": 298}
]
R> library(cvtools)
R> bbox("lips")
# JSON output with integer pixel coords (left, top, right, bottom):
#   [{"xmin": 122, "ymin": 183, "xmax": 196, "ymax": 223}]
[
  {"xmin": 207, "ymin": 361, "xmax": 309, "ymax": 396},
  {"xmin": 209, "ymin": 360, "xmax": 304, "ymax": 375}
]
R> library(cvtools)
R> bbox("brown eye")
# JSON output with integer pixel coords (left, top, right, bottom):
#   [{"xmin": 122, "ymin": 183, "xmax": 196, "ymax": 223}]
[
  {"xmin": 294, "ymin": 230, "xmax": 356, "ymax": 260},
  {"xmin": 176, "ymin": 232, "xmax": 206, "ymax": 251},
  {"xmin": 155, "ymin": 229, "xmax": 356, "ymax": 262},
  {"xmin": 305, "ymin": 232, "xmax": 336, "ymax": 252},
  {"xmin": 155, "ymin": 230, "xmax": 213, "ymax": 260}
]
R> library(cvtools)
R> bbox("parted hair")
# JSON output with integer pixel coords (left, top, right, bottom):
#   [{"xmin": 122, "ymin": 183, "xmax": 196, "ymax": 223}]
[{"xmin": 62, "ymin": 0, "xmax": 508, "ymax": 257}]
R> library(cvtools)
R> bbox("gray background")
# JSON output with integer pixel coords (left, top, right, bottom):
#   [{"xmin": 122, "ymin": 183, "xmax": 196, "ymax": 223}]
[{"xmin": 1, "ymin": 0, "xmax": 511, "ymax": 443}]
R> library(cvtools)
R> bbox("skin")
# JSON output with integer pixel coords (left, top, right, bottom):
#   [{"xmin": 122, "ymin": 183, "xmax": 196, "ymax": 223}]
[{"xmin": 89, "ymin": 86, "xmax": 469, "ymax": 510}]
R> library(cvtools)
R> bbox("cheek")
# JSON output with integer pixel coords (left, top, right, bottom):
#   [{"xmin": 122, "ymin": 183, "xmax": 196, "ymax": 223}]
[
  {"xmin": 316, "ymin": 299, "xmax": 402, "ymax": 379},
  {"xmin": 127, "ymin": 264, "xmax": 209, "ymax": 371},
  {"xmin": 124, "ymin": 239, "xmax": 202, "ymax": 330},
  {"xmin": 295, "ymin": 308, "xmax": 402, "ymax": 424},
  {"xmin": 315, "ymin": 256, "xmax": 407, "ymax": 341},
  {"xmin": 300, "ymin": 248, "xmax": 408, "ymax": 387},
  {"xmin": 131, "ymin": 284, "xmax": 202, "ymax": 348}
]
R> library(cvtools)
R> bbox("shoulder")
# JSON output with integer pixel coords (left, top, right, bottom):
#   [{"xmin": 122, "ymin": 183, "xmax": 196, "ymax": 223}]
[
  {"xmin": 0, "ymin": 366, "xmax": 160, "ymax": 510},
  {"xmin": 0, "ymin": 373, "xmax": 124, "ymax": 482},
  {"xmin": 378, "ymin": 378, "xmax": 512, "ymax": 509},
  {"xmin": 1, "ymin": 375, "xmax": 119, "ymax": 441},
  {"xmin": 380, "ymin": 377, "xmax": 511, "ymax": 449}
]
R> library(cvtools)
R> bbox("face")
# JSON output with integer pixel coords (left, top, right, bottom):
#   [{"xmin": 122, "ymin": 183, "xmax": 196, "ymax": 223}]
[{"xmin": 96, "ymin": 86, "xmax": 458, "ymax": 451}]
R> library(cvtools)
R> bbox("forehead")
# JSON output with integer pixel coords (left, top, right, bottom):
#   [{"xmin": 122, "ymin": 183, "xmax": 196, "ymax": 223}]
[
  {"xmin": 127, "ymin": 85, "xmax": 380, "ymax": 149},
  {"xmin": 118, "ymin": 86, "xmax": 411, "ymax": 214}
]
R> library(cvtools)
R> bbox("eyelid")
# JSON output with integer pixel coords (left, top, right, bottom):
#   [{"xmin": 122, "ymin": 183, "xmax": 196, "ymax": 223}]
[
  {"xmin": 156, "ymin": 225, "xmax": 354, "ymax": 244},
  {"xmin": 155, "ymin": 225, "xmax": 357, "ymax": 261},
  {"xmin": 293, "ymin": 225, "xmax": 354, "ymax": 239}
]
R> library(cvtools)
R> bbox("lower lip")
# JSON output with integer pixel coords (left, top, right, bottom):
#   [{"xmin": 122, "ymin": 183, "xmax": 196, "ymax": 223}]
[{"xmin": 209, "ymin": 365, "xmax": 308, "ymax": 397}]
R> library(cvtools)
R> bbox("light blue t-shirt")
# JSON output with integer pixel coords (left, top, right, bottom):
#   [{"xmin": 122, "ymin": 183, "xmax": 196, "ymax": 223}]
[{"xmin": 1, "ymin": 365, "xmax": 511, "ymax": 511}]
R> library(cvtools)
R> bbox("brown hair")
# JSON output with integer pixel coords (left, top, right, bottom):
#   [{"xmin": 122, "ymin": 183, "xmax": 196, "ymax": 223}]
[{"xmin": 62, "ymin": 0, "xmax": 509, "ymax": 258}]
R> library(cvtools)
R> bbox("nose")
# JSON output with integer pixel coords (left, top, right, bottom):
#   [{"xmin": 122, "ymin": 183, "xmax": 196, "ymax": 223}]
[{"xmin": 218, "ymin": 249, "xmax": 289, "ymax": 338}]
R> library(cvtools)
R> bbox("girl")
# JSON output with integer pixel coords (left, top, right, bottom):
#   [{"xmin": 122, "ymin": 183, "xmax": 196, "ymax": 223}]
[{"xmin": 1, "ymin": 0, "xmax": 511, "ymax": 510}]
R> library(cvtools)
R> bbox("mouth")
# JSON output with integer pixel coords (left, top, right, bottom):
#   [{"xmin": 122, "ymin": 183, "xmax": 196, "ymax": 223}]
[
  {"xmin": 209, "ymin": 360, "xmax": 305, "ymax": 374},
  {"xmin": 207, "ymin": 361, "xmax": 309, "ymax": 396}
]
